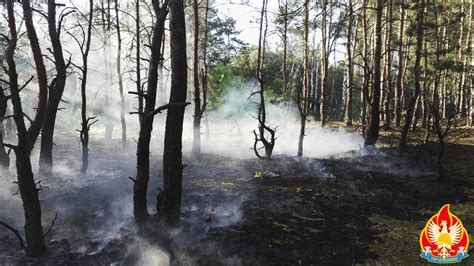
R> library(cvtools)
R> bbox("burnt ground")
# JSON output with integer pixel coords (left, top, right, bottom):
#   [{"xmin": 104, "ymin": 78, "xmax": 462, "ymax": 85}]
[{"xmin": 0, "ymin": 127, "xmax": 473, "ymax": 265}]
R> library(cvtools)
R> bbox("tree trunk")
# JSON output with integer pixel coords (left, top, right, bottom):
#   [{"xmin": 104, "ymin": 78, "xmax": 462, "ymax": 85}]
[
  {"xmin": 361, "ymin": 0, "xmax": 369, "ymax": 135},
  {"xmin": 383, "ymin": 0, "xmax": 393, "ymax": 130},
  {"xmin": 5, "ymin": 0, "xmax": 47, "ymax": 256},
  {"xmin": 400, "ymin": 0, "xmax": 424, "ymax": 148},
  {"xmin": 282, "ymin": 0, "xmax": 289, "ymax": 100},
  {"xmin": 115, "ymin": 0, "xmax": 127, "ymax": 148},
  {"xmin": 365, "ymin": 0, "xmax": 383, "ymax": 146},
  {"xmin": 79, "ymin": 0, "xmax": 94, "ymax": 174},
  {"xmin": 0, "ymin": 84, "xmax": 9, "ymax": 168},
  {"xmin": 297, "ymin": 0, "xmax": 310, "ymax": 157},
  {"xmin": 252, "ymin": 0, "xmax": 275, "ymax": 160},
  {"xmin": 39, "ymin": 0, "xmax": 68, "ymax": 174},
  {"xmin": 394, "ymin": 0, "xmax": 406, "ymax": 127},
  {"xmin": 160, "ymin": 0, "xmax": 188, "ymax": 225},
  {"xmin": 320, "ymin": 0, "xmax": 329, "ymax": 126},
  {"xmin": 192, "ymin": 0, "xmax": 206, "ymax": 155},
  {"xmin": 22, "ymin": 0, "xmax": 48, "ymax": 152},
  {"xmin": 133, "ymin": 0, "xmax": 169, "ymax": 226},
  {"xmin": 344, "ymin": 0, "xmax": 354, "ymax": 126}
]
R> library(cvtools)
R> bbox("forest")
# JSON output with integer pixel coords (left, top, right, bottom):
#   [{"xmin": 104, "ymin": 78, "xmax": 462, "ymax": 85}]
[{"xmin": 0, "ymin": 0, "xmax": 473, "ymax": 264}]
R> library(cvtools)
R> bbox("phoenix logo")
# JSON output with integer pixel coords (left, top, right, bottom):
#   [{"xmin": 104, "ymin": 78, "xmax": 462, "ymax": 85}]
[{"xmin": 420, "ymin": 204, "xmax": 469, "ymax": 263}]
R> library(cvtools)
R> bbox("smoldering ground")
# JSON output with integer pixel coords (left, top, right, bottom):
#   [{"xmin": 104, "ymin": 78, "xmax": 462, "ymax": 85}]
[{"xmin": 0, "ymin": 75, "xmax": 438, "ymax": 264}]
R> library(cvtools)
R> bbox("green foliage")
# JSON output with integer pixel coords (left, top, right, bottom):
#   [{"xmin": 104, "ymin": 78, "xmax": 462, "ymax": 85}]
[
  {"xmin": 208, "ymin": 16, "xmax": 247, "ymax": 66},
  {"xmin": 208, "ymin": 64, "xmax": 235, "ymax": 109}
]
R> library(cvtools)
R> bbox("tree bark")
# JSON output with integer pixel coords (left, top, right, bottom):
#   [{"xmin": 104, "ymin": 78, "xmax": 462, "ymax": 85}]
[
  {"xmin": 297, "ymin": 0, "xmax": 310, "ymax": 157},
  {"xmin": 134, "ymin": 0, "xmax": 169, "ymax": 226},
  {"xmin": 160, "ymin": 0, "xmax": 188, "ymax": 225},
  {"xmin": 282, "ymin": 0, "xmax": 290, "ymax": 100},
  {"xmin": 5, "ymin": 0, "xmax": 47, "ymax": 256},
  {"xmin": 383, "ymin": 0, "xmax": 393, "ymax": 130},
  {"xmin": 39, "ymin": 0, "xmax": 68, "ymax": 174},
  {"xmin": 0, "ymin": 84, "xmax": 9, "ymax": 168},
  {"xmin": 79, "ymin": 0, "xmax": 94, "ymax": 174},
  {"xmin": 394, "ymin": 0, "xmax": 406, "ymax": 127},
  {"xmin": 365, "ymin": 0, "xmax": 383, "ymax": 146},
  {"xmin": 115, "ymin": 0, "xmax": 127, "ymax": 148},
  {"xmin": 252, "ymin": 0, "xmax": 275, "ymax": 160},
  {"xmin": 400, "ymin": 0, "xmax": 425, "ymax": 148},
  {"xmin": 191, "ymin": 0, "xmax": 206, "ymax": 155},
  {"xmin": 22, "ymin": 0, "xmax": 48, "ymax": 152},
  {"xmin": 344, "ymin": 0, "xmax": 354, "ymax": 126},
  {"xmin": 320, "ymin": 0, "xmax": 329, "ymax": 126}
]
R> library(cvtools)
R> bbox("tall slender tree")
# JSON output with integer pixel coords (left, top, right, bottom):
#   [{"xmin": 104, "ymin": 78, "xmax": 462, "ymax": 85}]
[
  {"xmin": 400, "ymin": 0, "xmax": 425, "ymax": 148},
  {"xmin": 365, "ymin": 0, "xmax": 383, "ymax": 146},
  {"xmin": 39, "ymin": 0, "xmax": 70, "ymax": 174},
  {"xmin": 159, "ymin": 0, "xmax": 189, "ymax": 225},
  {"xmin": 114, "ymin": 0, "xmax": 127, "ymax": 148},
  {"xmin": 297, "ymin": 0, "xmax": 311, "ymax": 157},
  {"xmin": 252, "ymin": 0, "xmax": 276, "ymax": 160},
  {"xmin": 133, "ymin": 0, "xmax": 169, "ymax": 226},
  {"xmin": 192, "ymin": 0, "xmax": 207, "ymax": 155},
  {"xmin": 394, "ymin": 0, "xmax": 406, "ymax": 127},
  {"xmin": 344, "ymin": 0, "xmax": 355, "ymax": 126},
  {"xmin": 2, "ymin": 0, "xmax": 47, "ymax": 256}
]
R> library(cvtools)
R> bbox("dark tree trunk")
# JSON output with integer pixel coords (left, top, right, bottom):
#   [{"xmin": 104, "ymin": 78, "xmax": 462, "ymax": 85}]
[
  {"xmin": 5, "ymin": 0, "xmax": 47, "ymax": 256},
  {"xmin": 191, "ymin": 0, "xmax": 206, "ymax": 155},
  {"xmin": 133, "ymin": 0, "xmax": 168, "ymax": 226},
  {"xmin": 365, "ymin": 0, "xmax": 383, "ymax": 146},
  {"xmin": 394, "ymin": 0, "xmax": 406, "ymax": 127},
  {"xmin": 39, "ymin": 0, "xmax": 68, "ymax": 174},
  {"xmin": 400, "ymin": 0, "xmax": 424, "ymax": 148},
  {"xmin": 361, "ymin": 0, "xmax": 369, "ymax": 136},
  {"xmin": 383, "ymin": 0, "xmax": 393, "ymax": 130},
  {"xmin": 22, "ymin": 0, "xmax": 48, "ymax": 152},
  {"xmin": 160, "ymin": 0, "xmax": 188, "ymax": 225},
  {"xmin": 79, "ymin": 0, "xmax": 94, "ymax": 174},
  {"xmin": 0, "ymin": 84, "xmax": 9, "ymax": 168},
  {"xmin": 136, "ymin": 0, "xmax": 143, "ymax": 114},
  {"xmin": 252, "ymin": 0, "xmax": 275, "ymax": 160}
]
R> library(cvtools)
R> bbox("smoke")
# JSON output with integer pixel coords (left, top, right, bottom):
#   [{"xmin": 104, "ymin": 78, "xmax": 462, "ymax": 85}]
[
  {"xmin": 181, "ymin": 81, "xmax": 364, "ymax": 159},
  {"xmin": 124, "ymin": 240, "xmax": 170, "ymax": 266}
]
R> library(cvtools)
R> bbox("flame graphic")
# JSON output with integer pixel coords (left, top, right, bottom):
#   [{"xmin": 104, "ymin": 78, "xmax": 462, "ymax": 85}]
[{"xmin": 420, "ymin": 204, "xmax": 470, "ymax": 257}]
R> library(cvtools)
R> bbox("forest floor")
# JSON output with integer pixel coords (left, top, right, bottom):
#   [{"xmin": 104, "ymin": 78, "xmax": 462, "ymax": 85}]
[{"xmin": 0, "ymin": 126, "xmax": 473, "ymax": 265}]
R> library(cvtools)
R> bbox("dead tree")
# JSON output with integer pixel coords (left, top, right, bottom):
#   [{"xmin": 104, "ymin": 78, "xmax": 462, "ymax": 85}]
[
  {"xmin": 114, "ymin": 0, "xmax": 127, "ymax": 148},
  {"xmin": 39, "ymin": 0, "xmax": 73, "ymax": 174},
  {"xmin": 400, "ymin": 0, "xmax": 424, "ymax": 148},
  {"xmin": 133, "ymin": 0, "xmax": 169, "ymax": 227},
  {"xmin": 159, "ymin": 0, "xmax": 189, "ymax": 225},
  {"xmin": 2, "ymin": 0, "xmax": 47, "ymax": 256},
  {"xmin": 252, "ymin": 0, "xmax": 276, "ymax": 160},
  {"xmin": 191, "ymin": 0, "xmax": 207, "ymax": 155},
  {"xmin": 68, "ymin": 0, "xmax": 96, "ymax": 173},
  {"xmin": 365, "ymin": 0, "xmax": 384, "ymax": 146}
]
